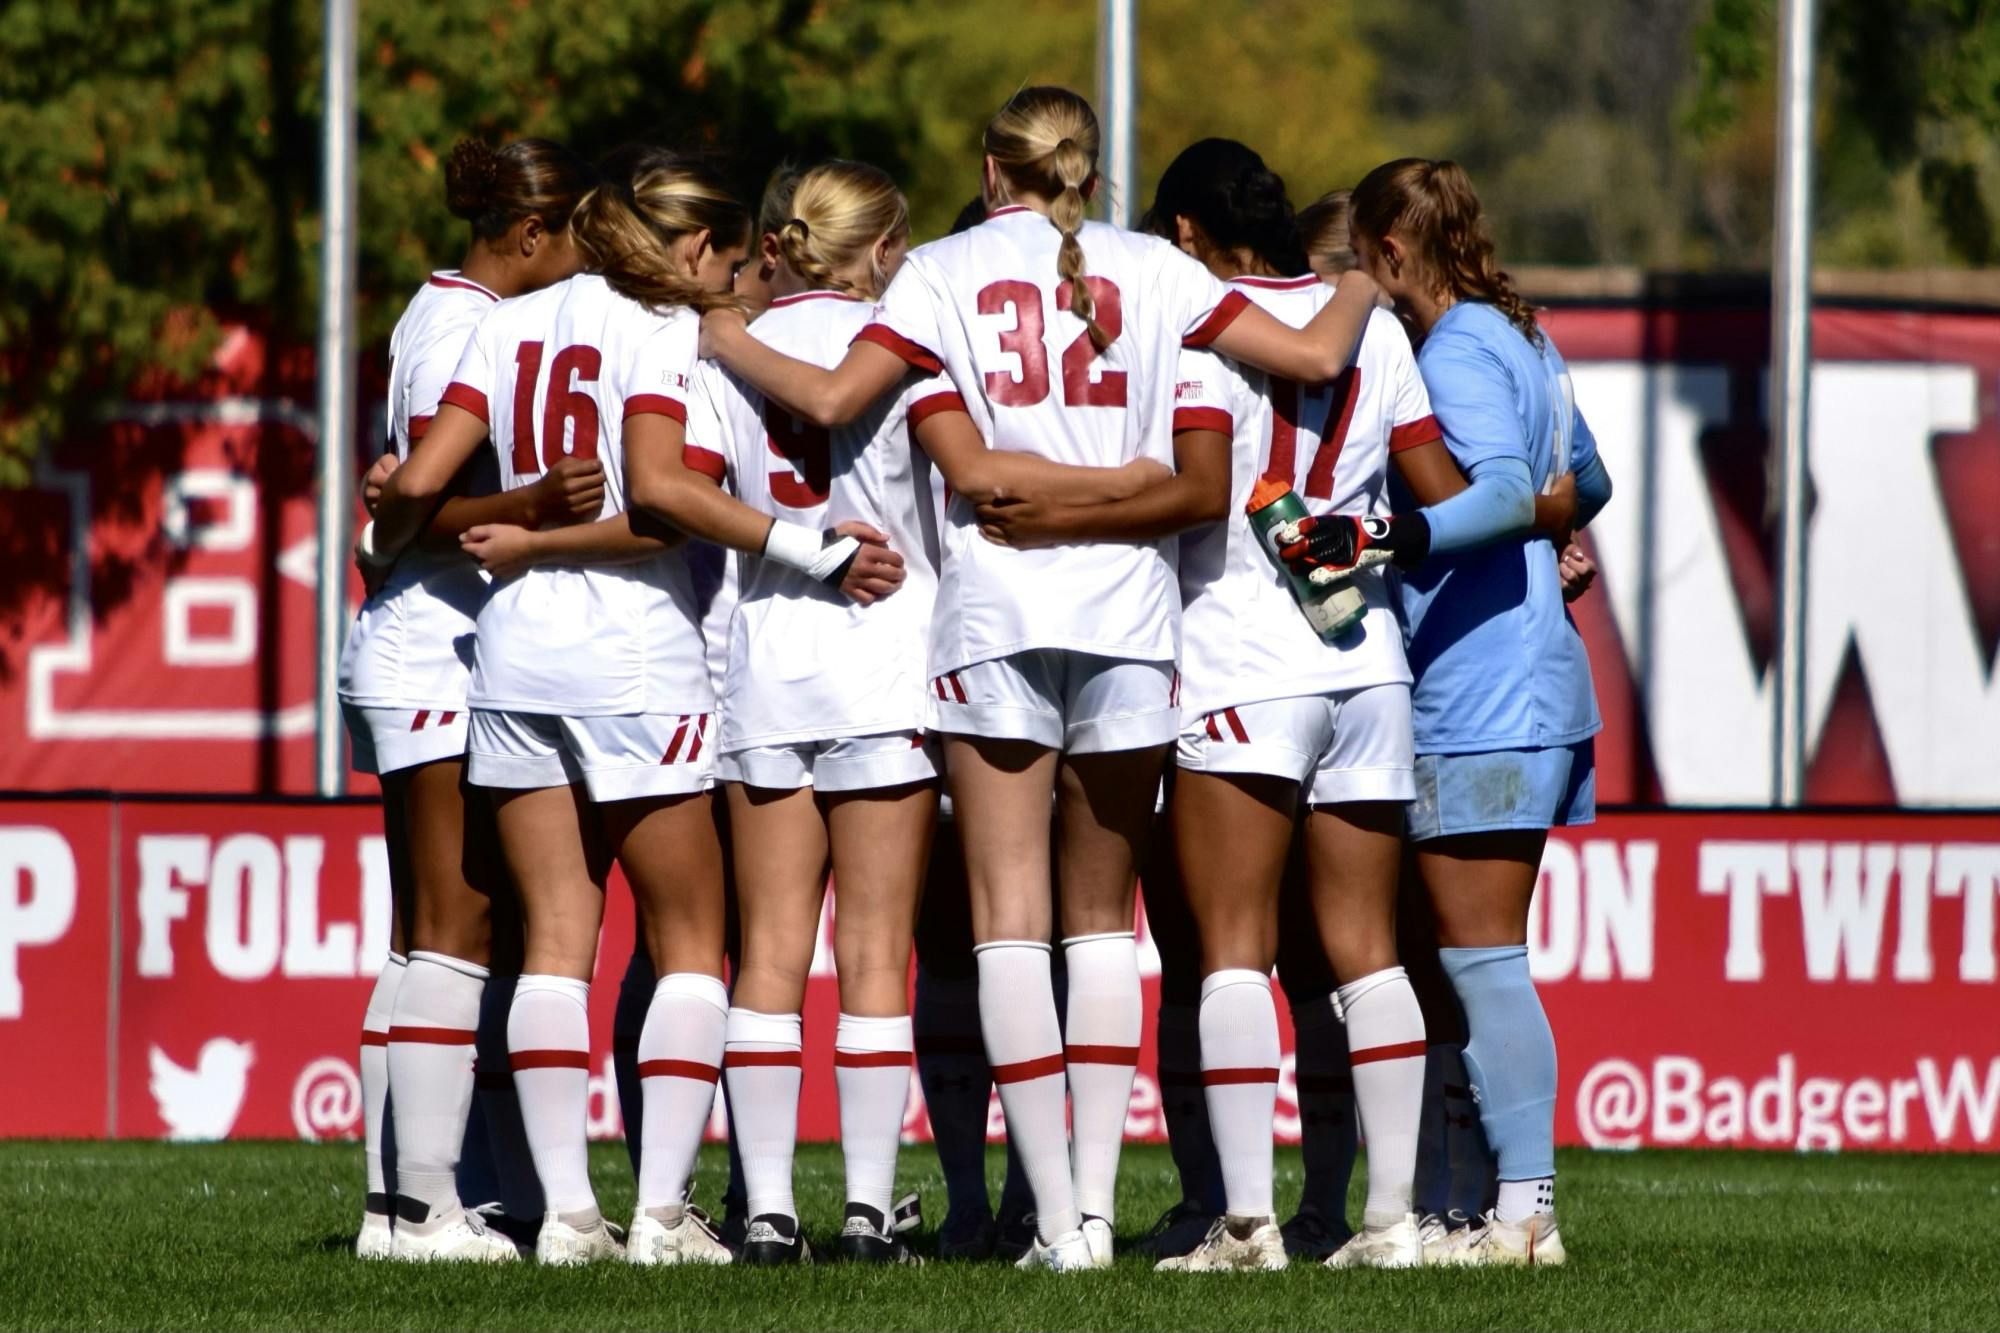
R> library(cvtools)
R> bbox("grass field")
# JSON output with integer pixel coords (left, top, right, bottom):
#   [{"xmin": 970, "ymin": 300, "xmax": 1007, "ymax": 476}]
[{"xmin": 6, "ymin": 1141, "xmax": 1995, "ymax": 1331}]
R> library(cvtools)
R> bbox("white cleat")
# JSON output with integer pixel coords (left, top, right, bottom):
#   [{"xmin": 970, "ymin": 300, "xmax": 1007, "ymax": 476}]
[
  {"xmin": 391, "ymin": 1206, "xmax": 521, "ymax": 1263},
  {"xmin": 1080, "ymin": 1216, "xmax": 1115, "ymax": 1269},
  {"xmin": 1439, "ymin": 1210, "xmax": 1566, "ymax": 1267},
  {"xmin": 1325, "ymin": 1213, "xmax": 1424, "ymax": 1269},
  {"xmin": 1014, "ymin": 1228, "xmax": 1100, "ymax": 1272},
  {"xmin": 1418, "ymin": 1210, "xmax": 1474, "ymax": 1265},
  {"xmin": 355, "ymin": 1211, "xmax": 394, "ymax": 1260},
  {"xmin": 1154, "ymin": 1216, "xmax": 1289, "ymax": 1272},
  {"xmin": 627, "ymin": 1204, "xmax": 732, "ymax": 1266},
  {"xmin": 535, "ymin": 1214, "xmax": 626, "ymax": 1266}
]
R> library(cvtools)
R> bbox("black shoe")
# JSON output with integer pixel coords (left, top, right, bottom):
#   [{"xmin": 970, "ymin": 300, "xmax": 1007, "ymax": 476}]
[
  {"xmin": 1280, "ymin": 1203, "xmax": 1354, "ymax": 1259},
  {"xmin": 937, "ymin": 1200, "xmax": 997, "ymax": 1261},
  {"xmin": 738, "ymin": 1212, "xmax": 812, "ymax": 1265},
  {"xmin": 993, "ymin": 1206, "xmax": 1036, "ymax": 1263},
  {"xmin": 836, "ymin": 1196, "xmax": 922, "ymax": 1266},
  {"xmin": 1135, "ymin": 1199, "xmax": 1215, "ymax": 1259}
]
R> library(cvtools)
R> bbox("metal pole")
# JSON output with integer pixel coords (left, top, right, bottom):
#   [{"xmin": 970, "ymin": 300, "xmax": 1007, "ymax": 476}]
[
  {"xmin": 314, "ymin": 0, "xmax": 358, "ymax": 796},
  {"xmin": 1096, "ymin": 0, "xmax": 1137, "ymax": 226},
  {"xmin": 1769, "ymin": 0, "xmax": 1817, "ymax": 806}
]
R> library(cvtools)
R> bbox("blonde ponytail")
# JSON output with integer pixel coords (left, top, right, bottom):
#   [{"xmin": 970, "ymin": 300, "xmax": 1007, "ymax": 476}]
[
  {"xmin": 775, "ymin": 161, "xmax": 909, "ymax": 300},
  {"xmin": 572, "ymin": 152, "xmax": 750, "ymax": 316},
  {"xmin": 984, "ymin": 86, "xmax": 1111, "ymax": 350}
]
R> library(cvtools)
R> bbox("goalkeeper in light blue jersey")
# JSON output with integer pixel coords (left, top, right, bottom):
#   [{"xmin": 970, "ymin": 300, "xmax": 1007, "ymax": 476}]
[{"xmin": 1346, "ymin": 157, "xmax": 1614, "ymax": 1268}]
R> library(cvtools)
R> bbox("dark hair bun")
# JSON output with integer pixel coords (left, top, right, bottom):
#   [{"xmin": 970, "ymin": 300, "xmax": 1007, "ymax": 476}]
[{"xmin": 443, "ymin": 139, "xmax": 501, "ymax": 221}]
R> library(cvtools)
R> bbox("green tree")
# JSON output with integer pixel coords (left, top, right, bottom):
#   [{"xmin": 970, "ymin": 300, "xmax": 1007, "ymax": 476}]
[{"xmin": 0, "ymin": 0, "xmax": 927, "ymax": 485}]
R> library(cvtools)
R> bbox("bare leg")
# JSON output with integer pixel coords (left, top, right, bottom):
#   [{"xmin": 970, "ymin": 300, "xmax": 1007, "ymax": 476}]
[{"xmin": 725, "ymin": 783, "xmax": 830, "ymax": 1015}]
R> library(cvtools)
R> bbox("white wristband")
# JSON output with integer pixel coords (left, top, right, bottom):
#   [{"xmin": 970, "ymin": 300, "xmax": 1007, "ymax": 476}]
[
  {"xmin": 355, "ymin": 520, "xmax": 394, "ymax": 570},
  {"xmin": 762, "ymin": 519, "xmax": 861, "ymax": 585}
]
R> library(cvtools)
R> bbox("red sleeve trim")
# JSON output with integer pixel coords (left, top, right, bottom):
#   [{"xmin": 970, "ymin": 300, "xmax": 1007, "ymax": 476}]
[
  {"xmin": 439, "ymin": 382, "xmax": 488, "ymax": 423},
  {"xmin": 682, "ymin": 444, "xmax": 727, "ymax": 483},
  {"xmin": 854, "ymin": 322, "xmax": 945, "ymax": 374},
  {"xmin": 1173, "ymin": 406, "xmax": 1234, "ymax": 435},
  {"xmin": 407, "ymin": 413, "xmax": 434, "ymax": 441},
  {"xmin": 1183, "ymin": 289, "xmax": 1252, "ymax": 348},
  {"xmin": 1388, "ymin": 414, "xmax": 1442, "ymax": 452},
  {"xmin": 907, "ymin": 389, "xmax": 969, "ymax": 428},
  {"xmin": 625, "ymin": 394, "xmax": 688, "ymax": 423}
]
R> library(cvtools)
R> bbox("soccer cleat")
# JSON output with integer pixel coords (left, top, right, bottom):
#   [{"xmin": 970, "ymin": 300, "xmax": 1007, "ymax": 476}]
[
  {"xmin": 1134, "ymin": 1199, "xmax": 1215, "ymax": 1260},
  {"xmin": 836, "ymin": 1195, "xmax": 923, "ymax": 1266},
  {"xmin": 1417, "ymin": 1210, "xmax": 1471, "ymax": 1264},
  {"xmin": 1440, "ymin": 1210, "xmax": 1565, "ymax": 1267},
  {"xmin": 1324, "ymin": 1213, "xmax": 1424, "ymax": 1269},
  {"xmin": 936, "ymin": 1200, "xmax": 998, "ymax": 1261},
  {"xmin": 355, "ymin": 1209, "xmax": 394, "ymax": 1261},
  {"xmin": 1154, "ymin": 1215, "xmax": 1288, "ymax": 1272},
  {"xmin": 1079, "ymin": 1215, "xmax": 1115, "ymax": 1269},
  {"xmin": 535, "ymin": 1213, "xmax": 625, "ymax": 1266},
  {"xmin": 1014, "ymin": 1228, "xmax": 1099, "ymax": 1272},
  {"xmin": 390, "ymin": 1206, "xmax": 521, "ymax": 1264},
  {"xmin": 1279, "ymin": 1203, "xmax": 1353, "ymax": 1259},
  {"xmin": 627, "ymin": 1203, "xmax": 732, "ymax": 1266},
  {"xmin": 738, "ymin": 1213, "xmax": 813, "ymax": 1266},
  {"xmin": 994, "ymin": 1204, "xmax": 1037, "ymax": 1263}
]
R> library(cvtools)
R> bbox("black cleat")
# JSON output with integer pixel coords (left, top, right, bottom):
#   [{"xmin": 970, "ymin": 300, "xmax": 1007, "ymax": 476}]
[
  {"xmin": 993, "ymin": 1205, "xmax": 1037, "ymax": 1263},
  {"xmin": 738, "ymin": 1212, "xmax": 812, "ymax": 1265},
  {"xmin": 936, "ymin": 1200, "xmax": 998, "ymax": 1261},
  {"xmin": 836, "ymin": 1195, "xmax": 923, "ymax": 1266},
  {"xmin": 1280, "ymin": 1203, "xmax": 1354, "ymax": 1259}
]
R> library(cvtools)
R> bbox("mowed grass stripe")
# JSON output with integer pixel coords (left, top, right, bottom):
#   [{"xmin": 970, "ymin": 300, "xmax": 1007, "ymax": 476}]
[{"xmin": 4, "ymin": 1143, "xmax": 1994, "ymax": 1332}]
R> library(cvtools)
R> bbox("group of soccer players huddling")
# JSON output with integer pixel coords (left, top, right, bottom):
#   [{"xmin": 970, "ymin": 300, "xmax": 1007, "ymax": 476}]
[{"xmin": 342, "ymin": 83, "xmax": 1611, "ymax": 1273}]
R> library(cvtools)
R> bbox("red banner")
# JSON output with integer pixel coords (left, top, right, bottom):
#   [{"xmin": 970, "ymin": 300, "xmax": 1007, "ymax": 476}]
[
  {"xmin": 2, "ymin": 305, "xmax": 1998, "ymax": 807},
  {"xmin": 4, "ymin": 800, "xmax": 1994, "ymax": 1150}
]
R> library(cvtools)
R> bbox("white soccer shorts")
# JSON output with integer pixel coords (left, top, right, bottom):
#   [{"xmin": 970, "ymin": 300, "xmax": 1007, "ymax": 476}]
[
  {"xmin": 718, "ymin": 730, "xmax": 939, "ymax": 793},
  {"xmin": 467, "ymin": 708, "xmax": 715, "ymax": 802},
  {"xmin": 342, "ymin": 704, "xmax": 469, "ymax": 777},
  {"xmin": 930, "ymin": 649, "xmax": 1179, "ymax": 754},
  {"xmin": 1175, "ymin": 683, "xmax": 1415, "ymax": 805}
]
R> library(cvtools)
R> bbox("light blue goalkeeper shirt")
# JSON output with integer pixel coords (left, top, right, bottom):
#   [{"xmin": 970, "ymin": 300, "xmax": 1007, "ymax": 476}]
[{"xmin": 1396, "ymin": 300, "xmax": 1605, "ymax": 755}]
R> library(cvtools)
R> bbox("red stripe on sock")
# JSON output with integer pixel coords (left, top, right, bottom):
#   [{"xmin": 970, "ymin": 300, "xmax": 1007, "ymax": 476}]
[
  {"xmin": 387, "ymin": 1025, "xmax": 477, "ymax": 1045},
  {"xmin": 640, "ymin": 1058, "xmax": 722, "ymax": 1083},
  {"xmin": 723, "ymin": 1049, "xmax": 803, "ymax": 1069},
  {"xmin": 1350, "ymin": 1039, "xmax": 1429, "ymax": 1066},
  {"xmin": 834, "ymin": 1049, "xmax": 913, "ymax": 1068},
  {"xmin": 1064, "ymin": 1043, "xmax": 1140, "ymax": 1067},
  {"xmin": 360, "ymin": 1029, "xmax": 389, "ymax": 1047},
  {"xmin": 991, "ymin": 1053, "xmax": 1065, "ymax": 1084},
  {"xmin": 1201, "ymin": 1066, "xmax": 1280, "ymax": 1086},
  {"xmin": 510, "ymin": 1049, "xmax": 591, "ymax": 1071}
]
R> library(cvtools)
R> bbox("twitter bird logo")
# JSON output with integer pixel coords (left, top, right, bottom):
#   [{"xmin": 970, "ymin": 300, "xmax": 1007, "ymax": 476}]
[{"xmin": 149, "ymin": 1039, "xmax": 254, "ymax": 1140}]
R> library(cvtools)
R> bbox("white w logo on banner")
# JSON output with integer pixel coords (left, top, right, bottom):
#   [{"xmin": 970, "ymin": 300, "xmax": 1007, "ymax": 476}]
[{"xmin": 1578, "ymin": 361, "xmax": 1998, "ymax": 805}]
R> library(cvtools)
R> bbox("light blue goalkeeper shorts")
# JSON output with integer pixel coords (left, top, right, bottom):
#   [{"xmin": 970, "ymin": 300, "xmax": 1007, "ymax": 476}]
[{"xmin": 1405, "ymin": 738, "xmax": 1596, "ymax": 842}]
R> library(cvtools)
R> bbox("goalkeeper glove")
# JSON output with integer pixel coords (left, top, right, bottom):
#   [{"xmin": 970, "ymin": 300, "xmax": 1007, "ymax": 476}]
[{"xmin": 1277, "ymin": 512, "xmax": 1431, "ymax": 582}]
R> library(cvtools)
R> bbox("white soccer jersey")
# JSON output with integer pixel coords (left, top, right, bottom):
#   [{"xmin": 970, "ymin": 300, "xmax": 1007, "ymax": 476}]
[
  {"xmin": 687, "ymin": 291, "xmax": 956, "ymax": 750},
  {"xmin": 338, "ymin": 272, "xmax": 499, "ymax": 710},
  {"xmin": 1175, "ymin": 277, "xmax": 1440, "ymax": 715},
  {"xmin": 441, "ymin": 273, "xmax": 713, "ymax": 717},
  {"xmin": 860, "ymin": 205, "xmax": 1250, "ymax": 674}
]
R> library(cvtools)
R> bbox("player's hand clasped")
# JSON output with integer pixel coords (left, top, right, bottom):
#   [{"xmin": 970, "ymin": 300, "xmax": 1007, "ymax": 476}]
[
  {"xmin": 530, "ymin": 456, "xmax": 607, "ymax": 526},
  {"xmin": 460, "ymin": 524, "xmax": 541, "ymax": 579},
  {"xmin": 763, "ymin": 517, "xmax": 906, "ymax": 605},
  {"xmin": 1277, "ymin": 511, "xmax": 1431, "ymax": 583}
]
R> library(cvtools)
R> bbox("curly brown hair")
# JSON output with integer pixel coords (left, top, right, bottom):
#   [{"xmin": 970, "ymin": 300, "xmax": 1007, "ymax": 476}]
[{"xmin": 1350, "ymin": 158, "xmax": 1541, "ymax": 347}]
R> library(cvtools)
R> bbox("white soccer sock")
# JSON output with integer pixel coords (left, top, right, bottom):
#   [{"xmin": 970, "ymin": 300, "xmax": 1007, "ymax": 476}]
[
  {"xmin": 722, "ymin": 1006, "xmax": 802, "ymax": 1220},
  {"xmin": 507, "ymin": 974, "xmax": 596, "ymax": 1218},
  {"xmin": 387, "ymin": 951, "xmax": 487, "ymax": 1224},
  {"xmin": 1198, "ymin": 969, "xmax": 1280, "ymax": 1219},
  {"xmin": 611, "ymin": 945, "xmax": 653, "ymax": 1176},
  {"xmin": 1496, "ymin": 1176, "xmax": 1555, "ymax": 1222},
  {"xmin": 913, "ymin": 967, "xmax": 993, "ymax": 1212},
  {"xmin": 360, "ymin": 952, "xmax": 405, "ymax": 1214},
  {"xmin": 975, "ymin": 941, "xmax": 1078, "ymax": 1241},
  {"xmin": 1291, "ymin": 991, "xmax": 1358, "ymax": 1218},
  {"xmin": 1339, "ymin": 966, "xmax": 1427, "ymax": 1226},
  {"xmin": 835, "ymin": 1013, "xmax": 914, "ymax": 1216},
  {"xmin": 1062, "ymin": 932, "xmax": 1141, "ymax": 1223},
  {"xmin": 637, "ymin": 973, "xmax": 728, "ymax": 1212},
  {"xmin": 474, "ymin": 973, "xmax": 543, "ymax": 1221}
]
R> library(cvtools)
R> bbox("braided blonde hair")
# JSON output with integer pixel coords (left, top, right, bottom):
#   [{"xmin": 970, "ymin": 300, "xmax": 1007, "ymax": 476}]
[
  {"xmin": 571, "ymin": 150, "xmax": 749, "ymax": 315},
  {"xmin": 983, "ymin": 86, "xmax": 1111, "ymax": 350},
  {"xmin": 775, "ymin": 161, "xmax": 909, "ymax": 301}
]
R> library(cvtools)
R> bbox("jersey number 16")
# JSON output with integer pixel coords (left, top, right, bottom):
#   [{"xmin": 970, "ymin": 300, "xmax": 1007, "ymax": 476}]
[{"xmin": 510, "ymin": 342, "xmax": 602, "ymax": 475}]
